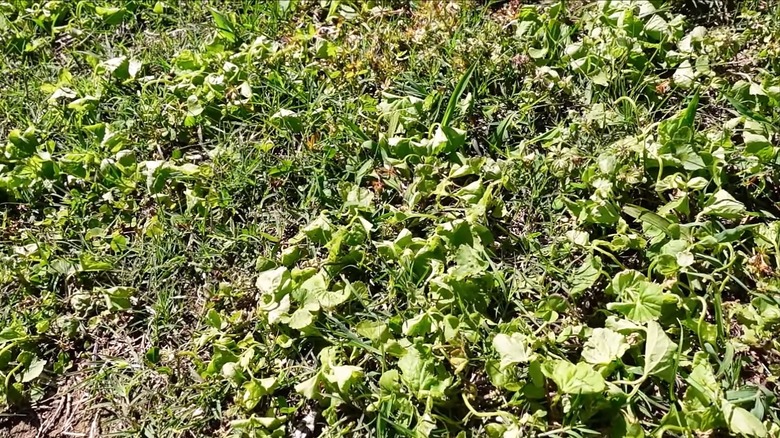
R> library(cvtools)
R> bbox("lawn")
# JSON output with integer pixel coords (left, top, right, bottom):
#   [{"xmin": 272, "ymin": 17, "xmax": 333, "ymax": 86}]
[{"xmin": 2, "ymin": 0, "xmax": 780, "ymax": 436}]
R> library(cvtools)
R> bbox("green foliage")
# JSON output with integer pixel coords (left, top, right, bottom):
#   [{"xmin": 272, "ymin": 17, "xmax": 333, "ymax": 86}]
[{"xmin": 2, "ymin": 0, "xmax": 780, "ymax": 436}]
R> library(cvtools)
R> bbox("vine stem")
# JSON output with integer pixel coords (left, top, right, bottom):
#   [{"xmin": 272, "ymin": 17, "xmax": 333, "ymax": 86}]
[{"xmin": 461, "ymin": 393, "xmax": 514, "ymax": 421}]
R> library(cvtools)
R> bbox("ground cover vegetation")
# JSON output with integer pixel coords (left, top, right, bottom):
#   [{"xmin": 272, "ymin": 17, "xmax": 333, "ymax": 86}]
[{"xmin": 2, "ymin": 0, "xmax": 780, "ymax": 436}]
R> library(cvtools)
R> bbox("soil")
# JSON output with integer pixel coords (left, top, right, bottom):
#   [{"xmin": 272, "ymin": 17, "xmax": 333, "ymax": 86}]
[{"xmin": 0, "ymin": 389, "xmax": 100, "ymax": 438}]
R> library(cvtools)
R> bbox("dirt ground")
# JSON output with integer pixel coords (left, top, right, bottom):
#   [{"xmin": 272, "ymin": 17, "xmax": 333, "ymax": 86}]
[{"xmin": 0, "ymin": 392, "xmax": 100, "ymax": 438}]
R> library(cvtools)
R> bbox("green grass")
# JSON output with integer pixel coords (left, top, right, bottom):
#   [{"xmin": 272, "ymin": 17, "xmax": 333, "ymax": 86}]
[{"xmin": 2, "ymin": 0, "xmax": 780, "ymax": 436}]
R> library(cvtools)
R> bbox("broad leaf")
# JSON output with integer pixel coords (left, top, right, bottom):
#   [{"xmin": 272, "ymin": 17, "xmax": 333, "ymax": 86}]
[
  {"xmin": 256, "ymin": 267, "xmax": 291, "ymax": 297},
  {"xmin": 21, "ymin": 356, "xmax": 46, "ymax": 383},
  {"xmin": 546, "ymin": 360, "xmax": 605, "ymax": 394},
  {"xmin": 698, "ymin": 190, "xmax": 746, "ymax": 220},
  {"xmin": 581, "ymin": 328, "xmax": 629, "ymax": 366},
  {"xmin": 723, "ymin": 401, "xmax": 767, "ymax": 437},
  {"xmin": 398, "ymin": 344, "xmax": 452, "ymax": 400},
  {"xmin": 569, "ymin": 255, "xmax": 602, "ymax": 296},
  {"xmin": 325, "ymin": 365, "xmax": 363, "ymax": 392},
  {"xmin": 642, "ymin": 321, "xmax": 676, "ymax": 382},
  {"xmin": 493, "ymin": 333, "xmax": 534, "ymax": 368},
  {"xmin": 608, "ymin": 282, "xmax": 676, "ymax": 322}
]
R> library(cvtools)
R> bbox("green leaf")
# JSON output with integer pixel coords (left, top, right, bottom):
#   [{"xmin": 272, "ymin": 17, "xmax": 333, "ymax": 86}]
[
  {"xmin": 7, "ymin": 127, "xmax": 38, "ymax": 157},
  {"xmin": 686, "ymin": 352, "xmax": 721, "ymax": 403},
  {"xmin": 270, "ymin": 108, "xmax": 303, "ymax": 133},
  {"xmin": 675, "ymin": 144, "xmax": 706, "ymax": 171},
  {"xmin": 581, "ymin": 328, "xmax": 629, "ymax": 366},
  {"xmin": 698, "ymin": 189, "xmax": 746, "ymax": 220},
  {"xmin": 298, "ymin": 272, "xmax": 349, "ymax": 310},
  {"xmin": 79, "ymin": 252, "xmax": 113, "ymax": 272},
  {"xmin": 403, "ymin": 313, "xmax": 432, "ymax": 337},
  {"xmin": 546, "ymin": 360, "xmax": 605, "ymax": 394},
  {"xmin": 528, "ymin": 46, "xmax": 548, "ymax": 59},
  {"xmin": 681, "ymin": 91, "xmax": 700, "ymax": 128},
  {"xmin": 642, "ymin": 321, "xmax": 676, "ymax": 382},
  {"xmin": 398, "ymin": 344, "xmax": 452, "ymax": 400},
  {"xmin": 744, "ymin": 132, "xmax": 774, "ymax": 160},
  {"xmin": 485, "ymin": 359, "xmax": 521, "ymax": 391},
  {"xmin": 613, "ymin": 412, "xmax": 647, "ymax": 438},
  {"xmin": 95, "ymin": 6, "xmax": 126, "ymax": 25},
  {"xmin": 608, "ymin": 282, "xmax": 675, "ymax": 322},
  {"xmin": 256, "ymin": 267, "xmax": 291, "ymax": 297},
  {"xmin": 379, "ymin": 369, "xmax": 400, "ymax": 393},
  {"xmin": 623, "ymin": 205, "xmax": 674, "ymax": 237},
  {"xmin": 325, "ymin": 365, "xmax": 363, "ymax": 392},
  {"xmin": 569, "ymin": 255, "xmax": 602, "ymax": 296},
  {"xmin": 315, "ymin": 287, "xmax": 351, "ymax": 310},
  {"xmin": 210, "ymin": 8, "xmax": 236, "ymax": 42},
  {"xmin": 295, "ymin": 272, "xmax": 328, "ymax": 305},
  {"xmin": 607, "ymin": 270, "xmax": 646, "ymax": 296},
  {"xmin": 725, "ymin": 93, "xmax": 773, "ymax": 125},
  {"xmin": 450, "ymin": 244, "xmax": 488, "ymax": 280},
  {"xmin": 493, "ymin": 333, "xmax": 534, "ymax": 369},
  {"xmin": 21, "ymin": 356, "xmax": 46, "ymax": 383},
  {"xmin": 355, "ymin": 321, "xmax": 389, "ymax": 342},
  {"xmin": 723, "ymin": 401, "xmax": 767, "ymax": 437},
  {"xmin": 221, "ymin": 362, "xmax": 246, "ymax": 386},
  {"xmin": 0, "ymin": 326, "xmax": 27, "ymax": 343},
  {"xmin": 295, "ymin": 374, "xmax": 320, "ymax": 399},
  {"xmin": 102, "ymin": 286, "xmax": 135, "ymax": 311},
  {"xmin": 431, "ymin": 125, "xmax": 467, "ymax": 155},
  {"xmin": 673, "ymin": 60, "xmax": 695, "ymax": 88},
  {"xmin": 97, "ymin": 56, "xmax": 141, "ymax": 81},
  {"xmin": 278, "ymin": 0, "xmax": 292, "ymax": 13},
  {"xmin": 242, "ymin": 377, "xmax": 277, "ymax": 411},
  {"xmin": 205, "ymin": 308, "xmax": 224, "ymax": 329},
  {"xmin": 288, "ymin": 308, "xmax": 315, "ymax": 330},
  {"xmin": 441, "ymin": 64, "xmax": 475, "ymax": 127}
]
